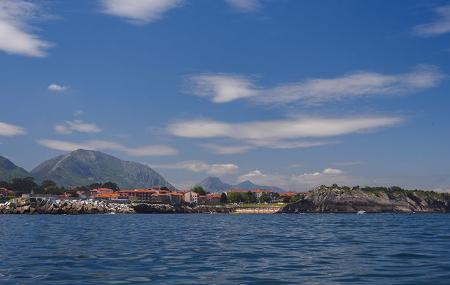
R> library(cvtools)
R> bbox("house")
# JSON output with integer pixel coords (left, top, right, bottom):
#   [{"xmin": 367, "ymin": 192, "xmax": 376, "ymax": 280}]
[
  {"xmin": 183, "ymin": 191, "xmax": 198, "ymax": 203},
  {"xmin": 0, "ymin": 187, "xmax": 15, "ymax": 197},
  {"xmin": 118, "ymin": 189, "xmax": 157, "ymax": 201},
  {"xmin": 169, "ymin": 192, "xmax": 184, "ymax": 204},
  {"xmin": 90, "ymin": 188, "xmax": 114, "ymax": 199},
  {"xmin": 207, "ymin": 193, "xmax": 221, "ymax": 204},
  {"xmin": 95, "ymin": 192, "xmax": 119, "ymax": 200}
]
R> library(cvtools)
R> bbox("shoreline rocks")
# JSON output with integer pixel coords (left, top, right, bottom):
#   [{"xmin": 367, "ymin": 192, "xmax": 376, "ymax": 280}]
[
  {"xmin": 280, "ymin": 186, "xmax": 450, "ymax": 213},
  {"xmin": 0, "ymin": 198, "xmax": 135, "ymax": 215}
]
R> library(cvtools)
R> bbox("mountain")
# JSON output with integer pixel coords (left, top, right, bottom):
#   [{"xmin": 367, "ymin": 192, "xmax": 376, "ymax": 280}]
[
  {"xmin": 197, "ymin": 177, "xmax": 232, "ymax": 192},
  {"xmin": 236, "ymin": 180, "xmax": 285, "ymax": 193},
  {"xmin": 31, "ymin": 149, "xmax": 175, "ymax": 189},
  {"xmin": 196, "ymin": 177, "xmax": 285, "ymax": 193},
  {"xmin": 0, "ymin": 156, "xmax": 30, "ymax": 181}
]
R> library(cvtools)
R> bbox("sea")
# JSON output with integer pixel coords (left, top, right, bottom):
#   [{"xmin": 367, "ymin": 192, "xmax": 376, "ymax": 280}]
[{"xmin": 1, "ymin": 214, "xmax": 449, "ymax": 284}]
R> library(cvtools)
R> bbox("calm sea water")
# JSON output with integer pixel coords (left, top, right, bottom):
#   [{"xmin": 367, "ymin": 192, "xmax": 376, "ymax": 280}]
[{"xmin": 1, "ymin": 214, "xmax": 450, "ymax": 285}]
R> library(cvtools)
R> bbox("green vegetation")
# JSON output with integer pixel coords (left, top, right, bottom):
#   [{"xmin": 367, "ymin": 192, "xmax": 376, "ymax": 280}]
[
  {"xmin": 191, "ymin": 186, "xmax": 207, "ymax": 196},
  {"xmin": 220, "ymin": 193, "xmax": 227, "ymax": 203}
]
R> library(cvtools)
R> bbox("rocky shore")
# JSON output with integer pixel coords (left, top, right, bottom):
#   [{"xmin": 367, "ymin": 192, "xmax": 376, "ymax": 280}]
[
  {"xmin": 280, "ymin": 186, "xmax": 450, "ymax": 213},
  {"xmin": 0, "ymin": 197, "xmax": 236, "ymax": 215},
  {"xmin": 0, "ymin": 197, "xmax": 134, "ymax": 214}
]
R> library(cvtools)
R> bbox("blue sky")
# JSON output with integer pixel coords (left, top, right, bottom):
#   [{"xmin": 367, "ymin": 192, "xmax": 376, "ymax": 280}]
[{"xmin": 1, "ymin": 0, "xmax": 450, "ymax": 191}]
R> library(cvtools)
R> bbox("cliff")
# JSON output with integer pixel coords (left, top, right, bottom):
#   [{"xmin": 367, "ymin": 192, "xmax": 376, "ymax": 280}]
[{"xmin": 281, "ymin": 186, "xmax": 450, "ymax": 213}]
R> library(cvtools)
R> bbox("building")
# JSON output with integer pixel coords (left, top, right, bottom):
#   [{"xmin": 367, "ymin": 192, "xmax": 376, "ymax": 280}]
[
  {"xmin": 118, "ymin": 189, "xmax": 157, "ymax": 201},
  {"xmin": 90, "ymin": 188, "xmax": 114, "ymax": 199},
  {"xmin": 0, "ymin": 187, "xmax": 15, "ymax": 198},
  {"xmin": 169, "ymin": 192, "xmax": 184, "ymax": 204},
  {"xmin": 95, "ymin": 192, "xmax": 120, "ymax": 200},
  {"xmin": 183, "ymin": 191, "xmax": 198, "ymax": 203},
  {"xmin": 206, "ymin": 193, "xmax": 222, "ymax": 204}
]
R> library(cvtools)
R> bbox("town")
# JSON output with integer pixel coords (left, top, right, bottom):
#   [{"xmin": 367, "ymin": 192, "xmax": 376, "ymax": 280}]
[{"xmin": 0, "ymin": 177, "xmax": 299, "ymax": 207}]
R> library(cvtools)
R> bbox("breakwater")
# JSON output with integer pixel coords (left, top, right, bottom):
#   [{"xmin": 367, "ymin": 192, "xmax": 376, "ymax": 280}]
[{"xmin": 0, "ymin": 197, "xmax": 134, "ymax": 214}]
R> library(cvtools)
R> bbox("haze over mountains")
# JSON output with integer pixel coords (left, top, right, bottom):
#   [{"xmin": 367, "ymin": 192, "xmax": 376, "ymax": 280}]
[
  {"xmin": 1, "ymin": 150, "xmax": 285, "ymax": 192},
  {"xmin": 31, "ymin": 150, "xmax": 175, "ymax": 189},
  {"xmin": 197, "ymin": 177, "xmax": 285, "ymax": 193},
  {"xmin": 1, "ymin": 150, "xmax": 174, "ymax": 190},
  {"xmin": 0, "ymin": 156, "xmax": 30, "ymax": 182}
]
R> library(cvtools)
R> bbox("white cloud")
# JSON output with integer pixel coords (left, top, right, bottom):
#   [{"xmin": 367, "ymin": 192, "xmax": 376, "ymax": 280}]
[
  {"xmin": 414, "ymin": 5, "xmax": 450, "ymax": 37},
  {"xmin": 188, "ymin": 74, "xmax": 258, "ymax": 103},
  {"xmin": 237, "ymin": 168, "xmax": 350, "ymax": 191},
  {"xmin": 201, "ymin": 143, "xmax": 254, "ymax": 154},
  {"xmin": 332, "ymin": 161, "xmax": 362, "ymax": 166},
  {"xmin": 169, "ymin": 116, "xmax": 401, "ymax": 154},
  {"xmin": 322, "ymin": 168, "xmax": 344, "ymax": 175},
  {"xmin": 225, "ymin": 0, "xmax": 261, "ymax": 12},
  {"xmin": 168, "ymin": 116, "xmax": 403, "ymax": 141},
  {"xmin": 55, "ymin": 120, "xmax": 102, "ymax": 135},
  {"xmin": 188, "ymin": 66, "xmax": 443, "ymax": 105},
  {"xmin": 0, "ymin": 121, "xmax": 26, "ymax": 136},
  {"xmin": 0, "ymin": 0, "xmax": 51, "ymax": 57},
  {"xmin": 154, "ymin": 160, "xmax": 239, "ymax": 176},
  {"xmin": 48, "ymin": 84, "xmax": 69, "ymax": 92},
  {"xmin": 101, "ymin": 0, "xmax": 184, "ymax": 24},
  {"xmin": 37, "ymin": 139, "xmax": 178, "ymax": 157}
]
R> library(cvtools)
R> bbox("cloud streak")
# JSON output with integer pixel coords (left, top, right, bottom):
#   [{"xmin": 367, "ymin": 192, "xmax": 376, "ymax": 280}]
[
  {"xmin": 188, "ymin": 66, "xmax": 443, "ymax": 105},
  {"xmin": 414, "ymin": 5, "xmax": 450, "ymax": 37},
  {"xmin": 168, "ymin": 116, "xmax": 401, "ymax": 154},
  {"xmin": 168, "ymin": 116, "xmax": 403, "ymax": 141},
  {"xmin": 101, "ymin": 0, "xmax": 184, "ymax": 24},
  {"xmin": 0, "ymin": 122, "xmax": 26, "ymax": 136},
  {"xmin": 37, "ymin": 139, "xmax": 178, "ymax": 157},
  {"xmin": 153, "ymin": 161, "xmax": 239, "ymax": 176},
  {"xmin": 0, "ymin": 0, "xmax": 51, "ymax": 57},
  {"xmin": 237, "ymin": 168, "xmax": 351, "ymax": 191},
  {"xmin": 55, "ymin": 120, "xmax": 102, "ymax": 135},
  {"xmin": 48, "ymin": 84, "xmax": 69, "ymax": 92}
]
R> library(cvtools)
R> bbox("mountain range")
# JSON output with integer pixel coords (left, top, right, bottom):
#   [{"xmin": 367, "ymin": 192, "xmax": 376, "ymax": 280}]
[
  {"xmin": 1, "ymin": 149, "xmax": 174, "ymax": 190},
  {"xmin": 1, "ymin": 150, "xmax": 285, "ymax": 192},
  {"xmin": 0, "ymin": 156, "xmax": 30, "ymax": 182},
  {"xmin": 197, "ymin": 176, "xmax": 285, "ymax": 193}
]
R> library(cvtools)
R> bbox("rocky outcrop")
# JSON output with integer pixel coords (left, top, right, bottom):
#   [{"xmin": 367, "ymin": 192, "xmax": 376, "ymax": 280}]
[
  {"xmin": 132, "ymin": 203, "xmax": 236, "ymax": 214},
  {"xmin": 0, "ymin": 198, "xmax": 135, "ymax": 214},
  {"xmin": 281, "ymin": 186, "xmax": 450, "ymax": 213}
]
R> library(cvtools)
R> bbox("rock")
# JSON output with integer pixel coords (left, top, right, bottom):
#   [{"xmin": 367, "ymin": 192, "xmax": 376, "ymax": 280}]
[{"xmin": 281, "ymin": 186, "xmax": 450, "ymax": 213}]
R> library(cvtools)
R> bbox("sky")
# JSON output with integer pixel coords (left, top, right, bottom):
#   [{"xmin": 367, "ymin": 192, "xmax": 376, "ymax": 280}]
[{"xmin": 1, "ymin": 0, "xmax": 450, "ymax": 191}]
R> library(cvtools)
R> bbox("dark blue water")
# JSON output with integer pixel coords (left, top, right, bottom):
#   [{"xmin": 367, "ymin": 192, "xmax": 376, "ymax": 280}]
[{"xmin": 1, "ymin": 214, "xmax": 450, "ymax": 284}]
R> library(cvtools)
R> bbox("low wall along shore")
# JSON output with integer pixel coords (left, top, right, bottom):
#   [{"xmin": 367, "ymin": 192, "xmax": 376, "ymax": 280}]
[
  {"xmin": 0, "ymin": 197, "xmax": 134, "ymax": 215},
  {"xmin": 0, "ymin": 197, "xmax": 283, "ymax": 215}
]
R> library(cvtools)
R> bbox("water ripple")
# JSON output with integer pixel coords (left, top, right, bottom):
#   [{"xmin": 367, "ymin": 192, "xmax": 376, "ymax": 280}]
[{"xmin": 0, "ymin": 214, "xmax": 450, "ymax": 284}]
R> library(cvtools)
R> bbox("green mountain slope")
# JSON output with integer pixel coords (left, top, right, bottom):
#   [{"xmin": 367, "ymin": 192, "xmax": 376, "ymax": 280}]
[{"xmin": 31, "ymin": 149, "xmax": 175, "ymax": 189}]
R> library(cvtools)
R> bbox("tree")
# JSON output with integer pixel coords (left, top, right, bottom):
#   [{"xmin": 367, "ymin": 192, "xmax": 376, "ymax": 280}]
[
  {"xmin": 220, "ymin": 193, "xmax": 228, "ymax": 204},
  {"xmin": 101, "ymin": 182, "xmax": 119, "ymax": 191},
  {"xmin": 191, "ymin": 186, "xmax": 206, "ymax": 196},
  {"xmin": 11, "ymin": 177, "xmax": 38, "ymax": 194},
  {"xmin": 258, "ymin": 193, "xmax": 272, "ymax": 203},
  {"xmin": 88, "ymin": 183, "xmax": 102, "ymax": 190},
  {"xmin": 37, "ymin": 180, "xmax": 66, "ymax": 195},
  {"xmin": 0, "ymin": 181, "xmax": 11, "ymax": 189}
]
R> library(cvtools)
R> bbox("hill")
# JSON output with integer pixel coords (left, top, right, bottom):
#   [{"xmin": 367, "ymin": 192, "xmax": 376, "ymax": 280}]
[
  {"xmin": 281, "ymin": 185, "xmax": 450, "ymax": 213},
  {"xmin": 0, "ymin": 156, "xmax": 30, "ymax": 182},
  {"xmin": 31, "ymin": 149, "xmax": 175, "ymax": 189},
  {"xmin": 196, "ymin": 176, "xmax": 285, "ymax": 193}
]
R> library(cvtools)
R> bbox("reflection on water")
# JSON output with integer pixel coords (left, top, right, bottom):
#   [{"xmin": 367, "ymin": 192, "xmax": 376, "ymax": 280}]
[{"xmin": 1, "ymin": 214, "xmax": 450, "ymax": 284}]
